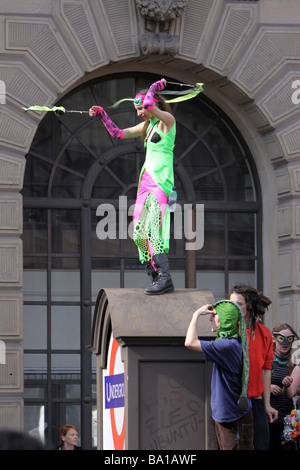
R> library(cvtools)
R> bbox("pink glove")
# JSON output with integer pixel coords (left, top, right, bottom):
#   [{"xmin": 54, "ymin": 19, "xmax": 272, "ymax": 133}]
[
  {"xmin": 143, "ymin": 80, "xmax": 165, "ymax": 110},
  {"xmin": 90, "ymin": 106, "xmax": 123, "ymax": 140}
]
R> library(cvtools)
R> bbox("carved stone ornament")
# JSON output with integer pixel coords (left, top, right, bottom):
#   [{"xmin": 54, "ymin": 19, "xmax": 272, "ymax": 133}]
[
  {"xmin": 136, "ymin": 0, "xmax": 188, "ymax": 23},
  {"xmin": 135, "ymin": 0, "xmax": 188, "ymax": 55}
]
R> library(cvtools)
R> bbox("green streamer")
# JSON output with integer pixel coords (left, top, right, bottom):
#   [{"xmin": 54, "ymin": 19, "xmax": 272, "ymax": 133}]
[
  {"xmin": 111, "ymin": 83, "xmax": 204, "ymax": 108},
  {"xmin": 22, "ymin": 105, "xmax": 66, "ymax": 115},
  {"xmin": 22, "ymin": 82, "xmax": 204, "ymax": 115}
]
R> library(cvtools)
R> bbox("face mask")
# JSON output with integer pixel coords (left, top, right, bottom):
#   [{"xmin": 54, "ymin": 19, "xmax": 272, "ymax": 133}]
[{"xmin": 273, "ymin": 332, "xmax": 295, "ymax": 345}]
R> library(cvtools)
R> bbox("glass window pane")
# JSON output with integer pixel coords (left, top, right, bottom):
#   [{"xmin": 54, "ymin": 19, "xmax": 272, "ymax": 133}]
[
  {"xmin": 23, "ymin": 385, "xmax": 46, "ymax": 399},
  {"xmin": 52, "ymin": 210, "xmax": 80, "ymax": 255},
  {"xmin": 91, "ymin": 228, "xmax": 120, "ymax": 258},
  {"xmin": 198, "ymin": 212, "xmax": 225, "ymax": 256},
  {"xmin": 229, "ymin": 259, "xmax": 256, "ymax": 285},
  {"xmin": 66, "ymin": 383, "xmax": 81, "ymax": 398},
  {"xmin": 23, "ymin": 209, "xmax": 47, "ymax": 254},
  {"xmin": 51, "ymin": 168, "xmax": 83, "ymax": 198},
  {"xmin": 58, "ymin": 139, "xmax": 94, "ymax": 175},
  {"xmin": 29, "ymin": 113, "xmax": 66, "ymax": 160},
  {"xmin": 23, "ymin": 267, "xmax": 47, "ymax": 301},
  {"xmin": 196, "ymin": 260, "xmax": 225, "ymax": 299},
  {"xmin": 194, "ymin": 171, "xmax": 224, "ymax": 201},
  {"xmin": 24, "ymin": 354, "xmax": 47, "ymax": 384},
  {"xmin": 51, "ymin": 269, "xmax": 80, "ymax": 301},
  {"xmin": 124, "ymin": 268, "xmax": 147, "ymax": 288},
  {"xmin": 229, "ymin": 258, "xmax": 256, "ymax": 271},
  {"xmin": 51, "ymin": 380, "xmax": 81, "ymax": 399},
  {"xmin": 92, "ymin": 269, "xmax": 120, "ymax": 300},
  {"xmin": 24, "ymin": 404, "xmax": 46, "ymax": 443},
  {"xmin": 51, "ymin": 307, "xmax": 80, "ymax": 349},
  {"xmin": 228, "ymin": 213, "xmax": 255, "ymax": 256},
  {"xmin": 223, "ymin": 162, "xmax": 254, "ymax": 201},
  {"xmin": 22, "ymin": 158, "xmax": 52, "ymax": 198},
  {"xmin": 23, "ymin": 256, "xmax": 48, "ymax": 271},
  {"xmin": 50, "ymin": 354, "xmax": 80, "ymax": 377},
  {"xmin": 23, "ymin": 305, "xmax": 47, "ymax": 349}
]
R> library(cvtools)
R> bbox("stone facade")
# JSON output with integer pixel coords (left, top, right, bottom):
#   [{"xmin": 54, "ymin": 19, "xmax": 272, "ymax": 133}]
[{"xmin": 0, "ymin": 0, "xmax": 299, "ymax": 430}]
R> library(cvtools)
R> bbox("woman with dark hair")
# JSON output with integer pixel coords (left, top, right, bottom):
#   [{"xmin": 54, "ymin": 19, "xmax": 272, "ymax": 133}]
[
  {"xmin": 269, "ymin": 322, "xmax": 299, "ymax": 449},
  {"xmin": 229, "ymin": 282, "xmax": 278, "ymax": 450},
  {"xmin": 89, "ymin": 78, "xmax": 175, "ymax": 295}
]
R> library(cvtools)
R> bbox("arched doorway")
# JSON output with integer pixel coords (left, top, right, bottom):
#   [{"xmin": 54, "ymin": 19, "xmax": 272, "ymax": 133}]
[{"xmin": 22, "ymin": 73, "xmax": 261, "ymax": 448}]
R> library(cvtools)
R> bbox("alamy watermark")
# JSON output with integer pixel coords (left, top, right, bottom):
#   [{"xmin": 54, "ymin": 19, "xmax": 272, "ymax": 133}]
[
  {"xmin": 292, "ymin": 80, "xmax": 300, "ymax": 105},
  {"xmin": 0, "ymin": 80, "xmax": 6, "ymax": 104},
  {"xmin": 292, "ymin": 340, "xmax": 300, "ymax": 365},
  {"xmin": 0, "ymin": 340, "xmax": 6, "ymax": 365},
  {"xmin": 95, "ymin": 196, "xmax": 204, "ymax": 250}
]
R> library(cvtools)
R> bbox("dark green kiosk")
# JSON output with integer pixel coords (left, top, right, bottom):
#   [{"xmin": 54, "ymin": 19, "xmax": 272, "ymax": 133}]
[{"xmin": 90, "ymin": 288, "xmax": 217, "ymax": 450}]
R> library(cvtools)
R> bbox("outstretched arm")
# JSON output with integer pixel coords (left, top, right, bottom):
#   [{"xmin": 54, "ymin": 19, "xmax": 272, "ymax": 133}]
[{"xmin": 89, "ymin": 106, "xmax": 144, "ymax": 139}]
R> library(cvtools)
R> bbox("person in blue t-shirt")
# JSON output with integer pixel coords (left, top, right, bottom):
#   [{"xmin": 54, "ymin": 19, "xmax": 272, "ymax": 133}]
[{"xmin": 185, "ymin": 300, "xmax": 253, "ymax": 450}]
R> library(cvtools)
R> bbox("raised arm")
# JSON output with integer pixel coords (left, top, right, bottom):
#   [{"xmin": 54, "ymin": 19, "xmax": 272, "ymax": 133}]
[
  {"xmin": 143, "ymin": 78, "xmax": 175, "ymax": 132},
  {"xmin": 185, "ymin": 304, "xmax": 215, "ymax": 352}
]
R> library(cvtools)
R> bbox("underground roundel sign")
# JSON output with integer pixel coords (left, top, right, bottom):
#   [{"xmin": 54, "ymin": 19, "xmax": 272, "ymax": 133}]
[{"xmin": 102, "ymin": 335, "xmax": 125, "ymax": 449}]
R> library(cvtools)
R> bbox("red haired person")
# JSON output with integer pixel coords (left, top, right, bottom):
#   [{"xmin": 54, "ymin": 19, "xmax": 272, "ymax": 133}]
[{"xmin": 57, "ymin": 424, "xmax": 80, "ymax": 450}]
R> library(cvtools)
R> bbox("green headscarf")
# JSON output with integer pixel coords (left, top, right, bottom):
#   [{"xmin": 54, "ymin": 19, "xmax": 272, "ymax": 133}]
[{"xmin": 212, "ymin": 300, "xmax": 249, "ymax": 411}]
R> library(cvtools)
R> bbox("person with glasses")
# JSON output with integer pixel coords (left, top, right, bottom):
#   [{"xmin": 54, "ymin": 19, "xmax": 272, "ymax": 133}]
[
  {"xmin": 229, "ymin": 282, "xmax": 278, "ymax": 450},
  {"xmin": 269, "ymin": 322, "xmax": 299, "ymax": 449}
]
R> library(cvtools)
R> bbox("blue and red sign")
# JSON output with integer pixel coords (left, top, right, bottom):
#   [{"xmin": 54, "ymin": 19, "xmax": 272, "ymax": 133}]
[{"xmin": 105, "ymin": 372, "xmax": 125, "ymax": 409}]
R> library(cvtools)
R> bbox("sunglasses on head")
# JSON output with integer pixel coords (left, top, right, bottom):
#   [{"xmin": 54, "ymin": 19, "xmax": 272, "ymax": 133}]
[
  {"xmin": 273, "ymin": 332, "xmax": 295, "ymax": 344},
  {"xmin": 133, "ymin": 95, "xmax": 159, "ymax": 106}
]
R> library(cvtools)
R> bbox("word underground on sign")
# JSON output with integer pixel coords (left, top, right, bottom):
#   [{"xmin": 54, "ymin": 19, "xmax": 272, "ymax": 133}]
[
  {"xmin": 96, "ymin": 196, "xmax": 204, "ymax": 251},
  {"xmin": 105, "ymin": 373, "xmax": 125, "ymax": 409}
]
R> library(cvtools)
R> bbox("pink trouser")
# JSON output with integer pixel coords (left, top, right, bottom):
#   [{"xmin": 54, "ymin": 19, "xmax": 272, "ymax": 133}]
[{"xmin": 133, "ymin": 171, "xmax": 167, "ymax": 263}]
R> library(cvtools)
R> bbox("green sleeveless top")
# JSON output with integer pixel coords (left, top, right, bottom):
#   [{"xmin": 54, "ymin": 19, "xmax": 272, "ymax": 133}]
[
  {"xmin": 137, "ymin": 118, "xmax": 176, "ymax": 255},
  {"xmin": 139, "ymin": 118, "xmax": 176, "ymax": 196}
]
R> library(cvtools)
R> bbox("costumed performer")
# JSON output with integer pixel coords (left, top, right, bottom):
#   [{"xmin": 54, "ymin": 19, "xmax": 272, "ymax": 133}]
[{"xmin": 89, "ymin": 78, "xmax": 175, "ymax": 295}]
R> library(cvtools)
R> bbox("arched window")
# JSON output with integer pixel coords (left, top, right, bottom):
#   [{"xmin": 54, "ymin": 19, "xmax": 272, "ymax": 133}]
[{"xmin": 22, "ymin": 73, "xmax": 261, "ymax": 447}]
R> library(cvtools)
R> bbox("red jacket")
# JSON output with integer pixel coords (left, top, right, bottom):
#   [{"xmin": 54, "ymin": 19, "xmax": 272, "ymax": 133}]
[{"xmin": 247, "ymin": 322, "xmax": 274, "ymax": 399}]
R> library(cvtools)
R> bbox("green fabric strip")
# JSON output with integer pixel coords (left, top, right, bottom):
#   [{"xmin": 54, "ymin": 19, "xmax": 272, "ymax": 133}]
[
  {"xmin": 22, "ymin": 105, "xmax": 66, "ymax": 115},
  {"xmin": 111, "ymin": 83, "xmax": 204, "ymax": 108}
]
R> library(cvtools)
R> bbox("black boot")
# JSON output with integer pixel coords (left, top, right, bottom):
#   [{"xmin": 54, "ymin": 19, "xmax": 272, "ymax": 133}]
[
  {"xmin": 145, "ymin": 261, "xmax": 159, "ymax": 285},
  {"xmin": 144, "ymin": 253, "xmax": 174, "ymax": 295}
]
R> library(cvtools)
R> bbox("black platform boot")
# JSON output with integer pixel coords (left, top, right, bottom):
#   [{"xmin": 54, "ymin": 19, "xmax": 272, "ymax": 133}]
[
  {"xmin": 144, "ymin": 253, "xmax": 174, "ymax": 295},
  {"xmin": 145, "ymin": 261, "xmax": 159, "ymax": 286}
]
